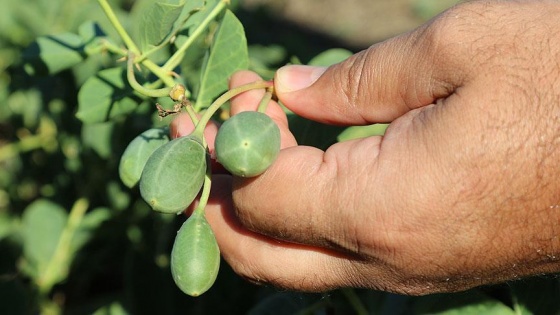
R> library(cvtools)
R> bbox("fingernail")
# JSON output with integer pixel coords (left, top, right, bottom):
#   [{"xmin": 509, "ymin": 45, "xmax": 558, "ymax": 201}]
[{"xmin": 275, "ymin": 65, "xmax": 327, "ymax": 93}]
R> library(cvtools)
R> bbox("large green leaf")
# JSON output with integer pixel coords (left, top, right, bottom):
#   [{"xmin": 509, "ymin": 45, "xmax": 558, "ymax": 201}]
[
  {"xmin": 21, "ymin": 199, "xmax": 67, "ymax": 277},
  {"xmin": 23, "ymin": 33, "xmax": 85, "ymax": 75},
  {"xmin": 76, "ymin": 67, "xmax": 142, "ymax": 124},
  {"xmin": 139, "ymin": 0, "xmax": 185, "ymax": 50},
  {"xmin": 195, "ymin": 9, "xmax": 248, "ymax": 110},
  {"xmin": 175, "ymin": 0, "xmax": 218, "ymax": 35}
]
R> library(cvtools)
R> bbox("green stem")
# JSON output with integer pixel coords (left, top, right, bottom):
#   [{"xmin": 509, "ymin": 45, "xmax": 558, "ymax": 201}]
[
  {"xmin": 256, "ymin": 86, "xmax": 274, "ymax": 113},
  {"xmin": 142, "ymin": 59, "xmax": 177, "ymax": 88},
  {"xmin": 185, "ymin": 104, "xmax": 199, "ymax": 126},
  {"xmin": 162, "ymin": 0, "xmax": 228, "ymax": 72},
  {"xmin": 37, "ymin": 198, "xmax": 90, "ymax": 295},
  {"xmin": 97, "ymin": 0, "xmax": 176, "ymax": 88},
  {"xmin": 194, "ymin": 80, "xmax": 273, "ymax": 135},
  {"xmin": 127, "ymin": 53, "xmax": 172, "ymax": 98},
  {"xmin": 100, "ymin": 38, "xmax": 127, "ymax": 56},
  {"xmin": 97, "ymin": 0, "xmax": 140, "ymax": 55},
  {"xmin": 192, "ymin": 159, "xmax": 212, "ymax": 216}
]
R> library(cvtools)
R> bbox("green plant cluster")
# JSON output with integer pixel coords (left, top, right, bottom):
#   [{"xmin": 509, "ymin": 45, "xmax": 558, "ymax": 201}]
[{"xmin": 0, "ymin": 0, "xmax": 559, "ymax": 314}]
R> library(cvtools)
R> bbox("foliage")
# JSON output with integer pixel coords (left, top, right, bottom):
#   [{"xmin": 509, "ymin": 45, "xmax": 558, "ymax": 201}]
[{"xmin": 0, "ymin": 0, "xmax": 559, "ymax": 314}]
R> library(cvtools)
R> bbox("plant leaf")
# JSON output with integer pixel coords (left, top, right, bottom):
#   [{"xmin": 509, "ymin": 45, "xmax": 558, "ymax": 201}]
[
  {"xmin": 195, "ymin": 9, "xmax": 248, "ymax": 110},
  {"xmin": 76, "ymin": 67, "xmax": 142, "ymax": 124},
  {"xmin": 71, "ymin": 207, "xmax": 111, "ymax": 254},
  {"xmin": 23, "ymin": 33, "xmax": 85, "ymax": 75},
  {"xmin": 175, "ymin": 0, "xmax": 218, "ymax": 35},
  {"xmin": 139, "ymin": 0, "xmax": 185, "ymax": 50},
  {"xmin": 21, "ymin": 199, "xmax": 67, "ymax": 277},
  {"xmin": 81, "ymin": 122, "xmax": 115, "ymax": 159},
  {"xmin": 307, "ymin": 48, "xmax": 353, "ymax": 67}
]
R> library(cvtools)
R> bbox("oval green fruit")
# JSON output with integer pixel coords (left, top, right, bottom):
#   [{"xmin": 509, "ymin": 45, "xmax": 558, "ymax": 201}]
[
  {"xmin": 171, "ymin": 212, "xmax": 220, "ymax": 297},
  {"xmin": 139, "ymin": 135, "xmax": 206, "ymax": 214},
  {"xmin": 119, "ymin": 127, "xmax": 170, "ymax": 188},
  {"xmin": 214, "ymin": 111, "xmax": 280, "ymax": 177}
]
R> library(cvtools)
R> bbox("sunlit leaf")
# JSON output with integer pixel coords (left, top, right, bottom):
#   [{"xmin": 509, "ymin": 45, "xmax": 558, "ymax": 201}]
[
  {"xmin": 21, "ymin": 199, "xmax": 67, "ymax": 276},
  {"xmin": 76, "ymin": 67, "xmax": 142, "ymax": 124},
  {"xmin": 139, "ymin": 0, "xmax": 185, "ymax": 50},
  {"xmin": 195, "ymin": 9, "xmax": 248, "ymax": 110},
  {"xmin": 176, "ymin": 0, "xmax": 218, "ymax": 35},
  {"xmin": 23, "ymin": 33, "xmax": 85, "ymax": 75}
]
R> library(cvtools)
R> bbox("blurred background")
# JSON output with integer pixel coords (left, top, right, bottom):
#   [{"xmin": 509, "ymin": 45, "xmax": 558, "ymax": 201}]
[{"xmin": 240, "ymin": 0, "xmax": 458, "ymax": 48}]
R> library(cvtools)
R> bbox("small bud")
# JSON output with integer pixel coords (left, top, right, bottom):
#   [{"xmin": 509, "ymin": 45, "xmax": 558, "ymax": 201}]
[{"xmin": 169, "ymin": 84, "xmax": 186, "ymax": 102}]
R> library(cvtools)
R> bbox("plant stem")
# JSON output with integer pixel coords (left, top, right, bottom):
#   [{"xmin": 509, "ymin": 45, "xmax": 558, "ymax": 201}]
[
  {"xmin": 256, "ymin": 86, "xmax": 274, "ymax": 113},
  {"xmin": 97, "ymin": 0, "xmax": 176, "ymax": 87},
  {"xmin": 192, "ymin": 158, "xmax": 212, "ymax": 216},
  {"xmin": 162, "ymin": 0, "xmax": 228, "ymax": 72},
  {"xmin": 127, "ymin": 52, "xmax": 172, "ymax": 98},
  {"xmin": 185, "ymin": 104, "xmax": 199, "ymax": 125},
  {"xmin": 100, "ymin": 38, "xmax": 127, "ymax": 56},
  {"xmin": 194, "ymin": 80, "xmax": 273, "ymax": 135},
  {"xmin": 97, "ymin": 0, "xmax": 140, "ymax": 55},
  {"xmin": 37, "ymin": 198, "xmax": 90, "ymax": 295}
]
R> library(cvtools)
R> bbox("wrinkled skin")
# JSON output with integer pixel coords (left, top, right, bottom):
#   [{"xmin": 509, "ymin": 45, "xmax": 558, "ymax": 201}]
[{"xmin": 172, "ymin": 0, "xmax": 560, "ymax": 295}]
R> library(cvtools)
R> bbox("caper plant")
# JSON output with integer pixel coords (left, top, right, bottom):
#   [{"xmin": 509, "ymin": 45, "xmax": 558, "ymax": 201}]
[{"xmin": 75, "ymin": 0, "xmax": 282, "ymax": 296}]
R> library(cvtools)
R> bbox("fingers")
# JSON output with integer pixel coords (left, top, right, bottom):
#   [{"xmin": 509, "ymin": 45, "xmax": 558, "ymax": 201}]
[
  {"xmin": 203, "ymin": 175, "xmax": 385, "ymax": 292},
  {"xmin": 231, "ymin": 135, "xmax": 389, "ymax": 251},
  {"xmin": 274, "ymin": 14, "xmax": 469, "ymax": 125}
]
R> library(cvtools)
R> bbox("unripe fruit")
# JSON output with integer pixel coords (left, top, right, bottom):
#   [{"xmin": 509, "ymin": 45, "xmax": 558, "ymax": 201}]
[
  {"xmin": 119, "ymin": 127, "xmax": 170, "ymax": 188},
  {"xmin": 214, "ymin": 111, "xmax": 280, "ymax": 177},
  {"xmin": 171, "ymin": 212, "xmax": 220, "ymax": 296},
  {"xmin": 139, "ymin": 135, "xmax": 206, "ymax": 214}
]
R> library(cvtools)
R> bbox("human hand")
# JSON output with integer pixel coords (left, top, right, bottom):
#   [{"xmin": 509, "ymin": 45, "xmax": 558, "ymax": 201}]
[{"xmin": 172, "ymin": 0, "xmax": 560, "ymax": 295}]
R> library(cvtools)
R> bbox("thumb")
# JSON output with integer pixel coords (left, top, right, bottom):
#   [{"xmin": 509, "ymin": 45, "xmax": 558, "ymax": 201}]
[{"xmin": 274, "ymin": 27, "xmax": 465, "ymax": 125}]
